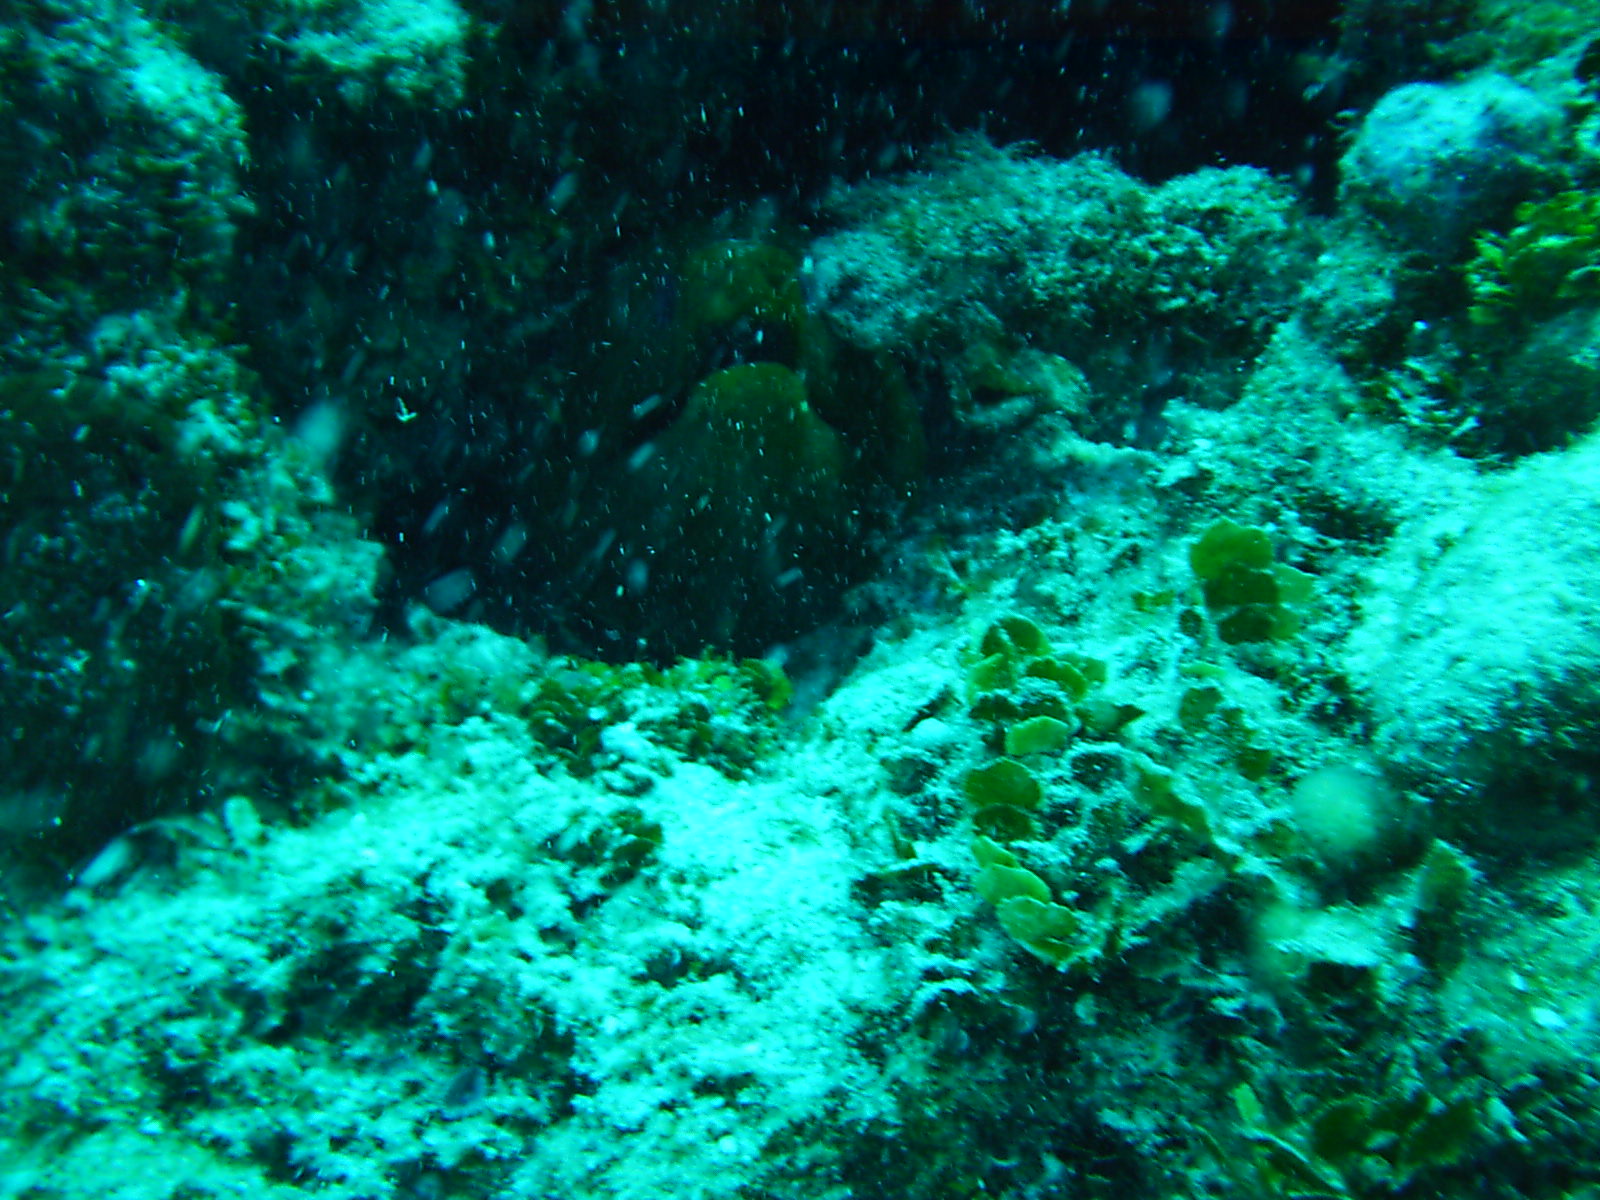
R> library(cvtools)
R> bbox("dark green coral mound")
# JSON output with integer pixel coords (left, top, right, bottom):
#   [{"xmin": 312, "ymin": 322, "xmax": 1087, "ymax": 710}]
[{"xmin": 545, "ymin": 237, "xmax": 924, "ymax": 658}]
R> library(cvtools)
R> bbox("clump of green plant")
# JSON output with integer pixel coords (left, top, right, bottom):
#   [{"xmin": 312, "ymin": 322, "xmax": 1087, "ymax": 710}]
[
  {"xmin": 422, "ymin": 648, "xmax": 791, "ymax": 778},
  {"xmin": 972, "ymin": 835, "xmax": 1097, "ymax": 970},
  {"xmin": 560, "ymin": 234, "xmax": 924, "ymax": 658},
  {"xmin": 1228, "ymin": 1081, "xmax": 1483, "ymax": 1197},
  {"xmin": 1467, "ymin": 190, "xmax": 1600, "ymax": 328},
  {"xmin": 529, "ymin": 655, "xmax": 792, "ymax": 776},
  {"xmin": 1189, "ymin": 520, "xmax": 1313, "ymax": 645},
  {"xmin": 959, "ymin": 615, "xmax": 1156, "ymax": 970},
  {"xmin": 965, "ymin": 614, "xmax": 1135, "ymax": 754},
  {"xmin": 963, "ymin": 757, "xmax": 1044, "ymax": 841},
  {"xmin": 555, "ymin": 806, "xmax": 665, "ymax": 890},
  {"xmin": 1463, "ymin": 2, "xmax": 1600, "ymax": 83},
  {"xmin": 1356, "ymin": 353, "xmax": 1475, "ymax": 446}
]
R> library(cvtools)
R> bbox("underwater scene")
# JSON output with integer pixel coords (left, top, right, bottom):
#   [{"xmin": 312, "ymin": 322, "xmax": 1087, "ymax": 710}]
[{"xmin": 6, "ymin": 0, "xmax": 1600, "ymax": 1196}]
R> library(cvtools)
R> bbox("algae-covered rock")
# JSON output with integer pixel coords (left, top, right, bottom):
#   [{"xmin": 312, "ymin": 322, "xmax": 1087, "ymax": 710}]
[
  {"xmin": 0, "ymin": 1, "xmax": 251, "ymax": 349},
  {"xmin": 1339, "ymin": 75, "xmax": 1562, "ymax": 260},
  {"xmin": 1346, "ymin": 433, "xmax": 1600, "ymax": 853},
  {"xmin": 0, "ymin": 330, "xmax": 392, "ymax": 878},
  {"xmin": 807, "ymin": 140, "xmax": 1320, "ymax": 431},
  {"xmin": 0, "ymin": 5, "xmax": 427, "ymax": 879},
  {"xmin": 152, "ymin": 0, "xmax": 474, "ymax": 109},
  {"xmin": 0, "ymin": 365, "xmax": 230, "ymax": 860}
]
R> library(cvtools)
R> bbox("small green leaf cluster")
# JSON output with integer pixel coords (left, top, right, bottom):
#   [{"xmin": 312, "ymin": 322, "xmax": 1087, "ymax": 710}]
[
  {"xmin": 972, "ymin": 834, "xmax": 1094, "ymax": 970},
  {"xmin": 1189, "ymin": 520, "xmax": 1313, "ymax": 645},
  {"xmin": 1230, "ymin": 1081, "xmax": 1482, "ymax": 1198},
  {"xmin": 1467, "ymin": 190, "xmax": 1600, "ymax": 328},
  {"xmin": 423, "ymin": 648, "xmax": 792, "ymax": 778},
  {"xmin": 966, "ymin": 615, "xmax": 1134, "ymax": 756},
  {"xmin": 959, "ymin": 615, "xmax": 1142, "ymax": 971},
  {"xmin": 531, "ymin": 656, "xmax": 791, "ymax": 776}
]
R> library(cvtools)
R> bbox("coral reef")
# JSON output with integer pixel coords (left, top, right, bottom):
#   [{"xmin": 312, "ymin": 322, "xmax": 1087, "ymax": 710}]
[{"xmin": 7, "ymin": 2, "xmax": 1600, "ymax": 1199}]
